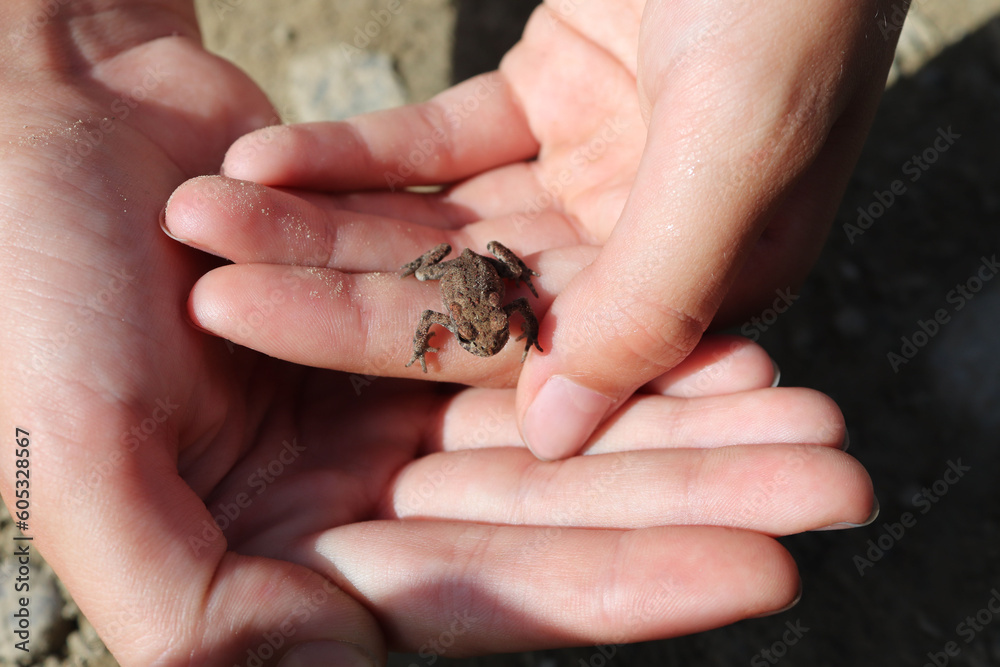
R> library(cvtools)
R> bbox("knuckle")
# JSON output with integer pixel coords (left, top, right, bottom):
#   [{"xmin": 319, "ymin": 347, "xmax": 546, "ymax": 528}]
[
  {"xmin": 412, "ymin": 101, "xmax": 456, "ymax": 175},
  {"xmin": 606, "ymin": 293, "xmax": 709, "ymax": 372}
]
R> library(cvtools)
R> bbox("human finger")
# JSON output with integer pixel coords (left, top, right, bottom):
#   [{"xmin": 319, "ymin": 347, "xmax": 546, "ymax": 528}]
[
  {"xmin": 438, "ymin": 385, "xmax": 846, "ymax": 455},
  {"xmin": 164, "ymin": 176, "xmax": 580, "ymax": 269},
  {"xmin": 302, "ymin": 521, "xmax": 800, "ymax": 654},
  {"xmin": 389, "ymin": 443, "xmax": 871, "ymax": 536},
  {"xmin": 642, "ymin": 335, "xmax": 779, "ymax": 397},
  {"xmin": 515, "ymin": 0, "xmax": 898, "ymax": 460},
  {"xmin": 221, "ymin": 73, "xmax": 539, "ymax": 196},
  {"xmin": 185, "ymin": 247, "xmax": 595, "ymax": 386}
]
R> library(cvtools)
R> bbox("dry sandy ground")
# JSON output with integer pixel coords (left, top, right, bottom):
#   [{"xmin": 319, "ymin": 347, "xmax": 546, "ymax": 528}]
[{"xmin": 2, "ymin": 1, "xmax": 1000, "ymax": 665}]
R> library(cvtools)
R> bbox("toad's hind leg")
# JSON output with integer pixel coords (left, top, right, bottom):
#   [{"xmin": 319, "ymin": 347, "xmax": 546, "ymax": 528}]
[
  {"xmin": 486, "ymin": 241, "xmax": 539, "ymax": 297},
  {"xmin": 505, "ymin": 297, "xmax": 543, "ymax": 362},
  {"xmin": 406, "ymin": 310, "xmax": 454, "ymax": 373}
]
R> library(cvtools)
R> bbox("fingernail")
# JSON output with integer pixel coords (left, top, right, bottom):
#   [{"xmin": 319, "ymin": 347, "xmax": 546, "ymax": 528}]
[
  {"xmin": 770, "ymin": 359, "xmax": 781, "ymax": 387},
  {"xmin": 750, "ymin": 581, "xmax": 802, "ymax": 618},
  {"xmin": 813, "ymin": 496, "xmax": 880, "ymax": 531},
  {"xmin": 279, "ymin": 641, "xmax": 375, "ymax": 667},
  {"xmin": 840, "ymin": 431, "xmax": 850, "ymax": 451},
  {"xmin": 522, "ymin": 376, "xmax": 613, "ymax": 460},
  {"xmin": 159, "ymin": 202, "xmax": 189, "ymax": 243}
]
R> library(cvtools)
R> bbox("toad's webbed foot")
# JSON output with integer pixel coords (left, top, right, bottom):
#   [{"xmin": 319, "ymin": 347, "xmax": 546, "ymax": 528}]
[
  {"xmin": 406, "ymin": 310, "xmax": 452, "ymax": 373},
  {"xmin": 506, "ymin": 297, "xmax": 543, "ymax": 362}
]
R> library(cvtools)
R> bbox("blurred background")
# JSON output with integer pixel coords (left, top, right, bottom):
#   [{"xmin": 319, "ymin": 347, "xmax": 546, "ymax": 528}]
[{"xmin": 2, "ymin": 0, "xmax": 999, "ymax": 664}]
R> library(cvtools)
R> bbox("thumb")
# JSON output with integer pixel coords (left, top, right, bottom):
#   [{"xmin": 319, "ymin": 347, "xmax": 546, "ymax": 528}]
[{"xmin": 516, "ymin": 0, "xmax": 884, "ymax": 460}]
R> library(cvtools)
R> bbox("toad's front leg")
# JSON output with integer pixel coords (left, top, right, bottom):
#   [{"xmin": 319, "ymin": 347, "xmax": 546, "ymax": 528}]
[
  {"xmin": 505, "ymin": 297, "xmax": 543, "ymax": 362},
  {"xmin": 406, "ymin": 310, "xmax": 454, "ymax": 373},
  {"xmin": 400, "ymin": 243, "xmax": 452, "ymax": 281}
]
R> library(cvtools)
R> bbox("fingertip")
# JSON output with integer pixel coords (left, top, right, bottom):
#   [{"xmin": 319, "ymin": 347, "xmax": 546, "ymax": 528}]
[
  {"xmin": 646, "ymin": 335, "xmax": 777, "ymax": 397},
  {"xmin": 187, "ymin": 268, "xmax": 234, "ymax": 336},
  {"xmin": 163, "ymin": 175, "xmax": 240, "ymax": 258},
  {"xmin": 521, "ymin": 374, "xmax": 614, "ymax": 460},
  {"xmin": 162, "ymin": 176, "xmax": 201, "ymax": 242},
  {"xmin": 749, "ymin": 579, "xmax": 803, "ymax": 619},
  {"xmin": 160, "ymin": 197, "xmax": 188, "ymax": 244},
  {"xmin": 222, "ymin": 123, "xmax": 296, "ymax": 182},
  {"xmin": 813, "ymin": 495, "xmax": 880, "ymax": 532}
]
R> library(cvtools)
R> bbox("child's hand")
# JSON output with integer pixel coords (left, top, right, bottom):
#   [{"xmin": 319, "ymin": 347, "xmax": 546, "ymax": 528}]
[
  {"xmin": 290, "ymin": 336, "xmax": 871, "ymax": 652},
  {"xmin": 0, "ymin": 0, "xmax": 875, "ymax": 663},
  {"xmin": 165, "ymin": 170, "xmax": 601, "ymax": 386},
  {"xmin": 197, "ymin": 0, "xmax": 904, "ymax": 459}
]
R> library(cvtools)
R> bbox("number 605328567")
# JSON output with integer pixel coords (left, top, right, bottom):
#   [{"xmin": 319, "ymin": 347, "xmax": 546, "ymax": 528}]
[{"xmin": 13, "ymin": 427, "xmax": 30, "ymax": 529}]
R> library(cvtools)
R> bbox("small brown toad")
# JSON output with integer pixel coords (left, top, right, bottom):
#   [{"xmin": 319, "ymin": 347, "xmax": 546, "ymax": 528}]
[{"xmin": 400, "ymin": 241, "xmax": 543, "ymax": 372}]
